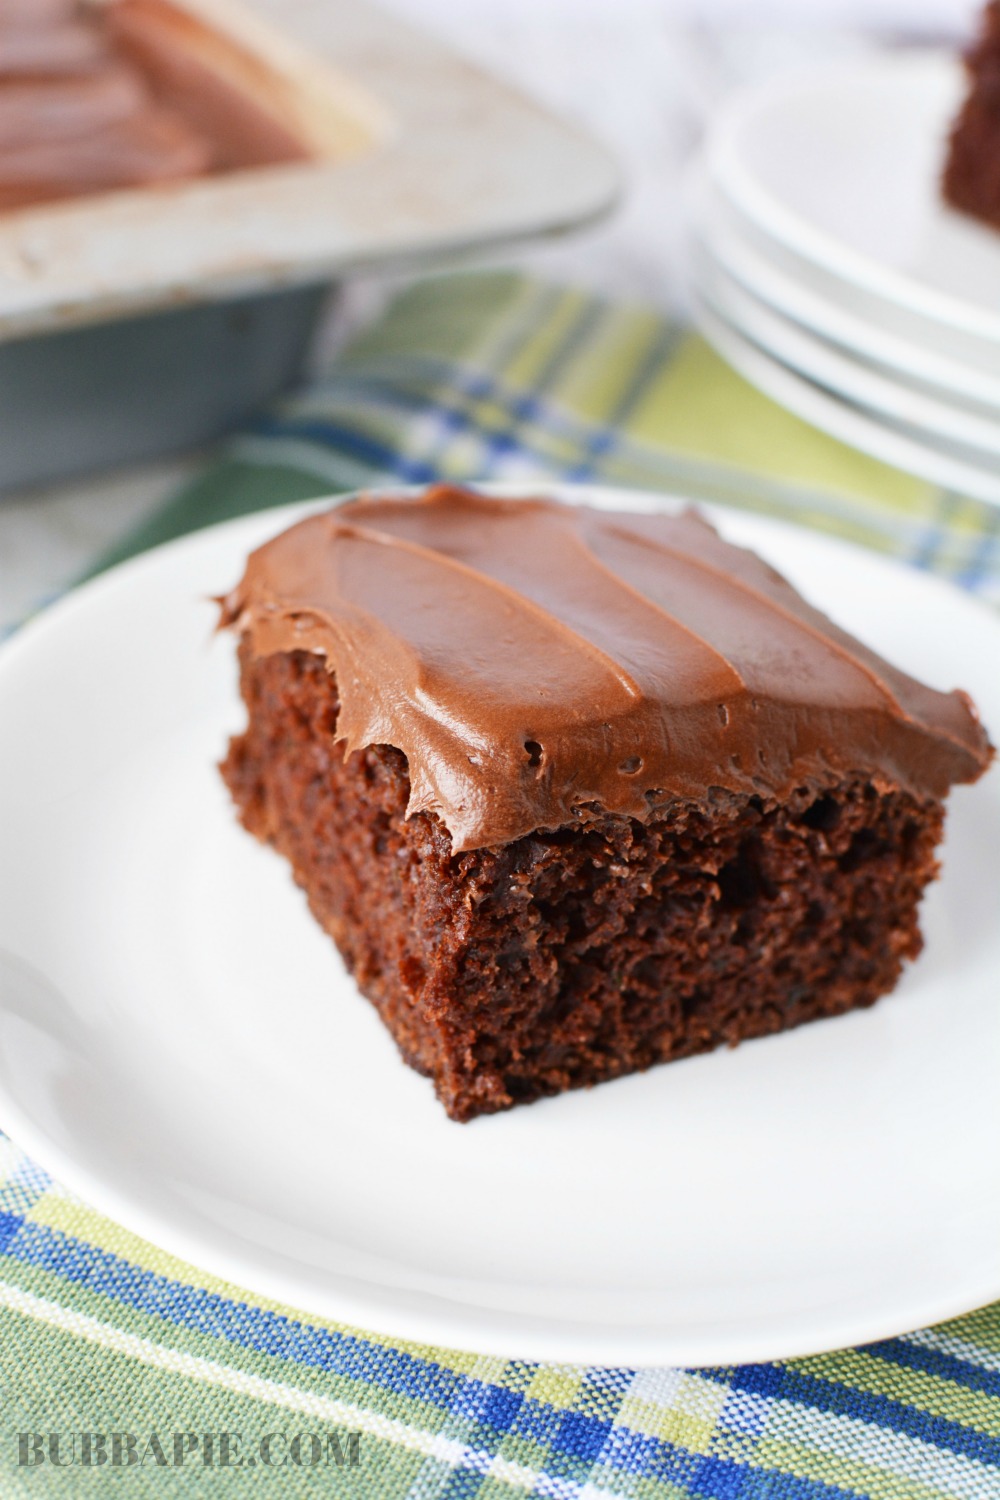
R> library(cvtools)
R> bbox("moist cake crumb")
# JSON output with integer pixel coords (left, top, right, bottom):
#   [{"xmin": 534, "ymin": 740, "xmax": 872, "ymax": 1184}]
[{"xmin": 219, "ymin": 487, "xmax": 993, "ymax": 1121}]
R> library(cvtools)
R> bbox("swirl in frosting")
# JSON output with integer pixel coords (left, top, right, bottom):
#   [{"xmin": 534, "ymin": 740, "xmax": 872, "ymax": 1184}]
[{"xmin": 220, "ymin": 487, "xmax": 994, "ymax": 852}]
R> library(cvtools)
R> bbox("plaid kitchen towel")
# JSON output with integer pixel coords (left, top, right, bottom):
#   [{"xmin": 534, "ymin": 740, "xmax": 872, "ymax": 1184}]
[{"xmin": 3, "ymin": 270, "xmax": 1000, "ymax": 1499}]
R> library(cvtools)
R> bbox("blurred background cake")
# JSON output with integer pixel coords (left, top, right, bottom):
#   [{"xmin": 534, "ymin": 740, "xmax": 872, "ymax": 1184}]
[
  {"xmin": 943, "ymin": 0, "xmax": 1000, "ymax": 226},
  {"xmin": 0, "ymin": 0, "xmax": 310, "ymax": 209}
]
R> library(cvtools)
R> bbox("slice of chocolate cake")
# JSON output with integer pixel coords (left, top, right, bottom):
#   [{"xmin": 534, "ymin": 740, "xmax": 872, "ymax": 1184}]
[
  {"xmin": 943, "ymin": 2, "xmax": 1000, "ymax": 227},
  {"xmin": 219, "ymin": 487, "xmax": 993, "ymax": 1122}
]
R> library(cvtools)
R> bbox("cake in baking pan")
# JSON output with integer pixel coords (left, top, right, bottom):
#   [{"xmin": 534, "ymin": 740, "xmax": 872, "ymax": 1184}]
[{"xmin": 0, "ymin": 0, "xmax": 309, "ymax": 209}]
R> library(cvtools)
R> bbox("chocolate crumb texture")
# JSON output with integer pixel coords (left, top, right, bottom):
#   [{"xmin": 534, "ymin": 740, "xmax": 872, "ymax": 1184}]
[{"xmin": 219, "ymin": 488, "xmax": 993, "ymax": 1120}]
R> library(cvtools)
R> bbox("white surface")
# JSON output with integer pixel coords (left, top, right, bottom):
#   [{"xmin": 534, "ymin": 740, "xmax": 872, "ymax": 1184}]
[
  {"xmin": 0, "ymin": 484, "xmax": 997, "ymax": 1369},
  {"xmin": 709, "ymin": 52, "xmax": 1000, "ymax": 346},
  {"xmin": 692, "ymin": 50, "xmax": 1000, "ymax": 504},
  {"xmin": 708, "ymin": 167, "xmax": 1000, "ymax": 379},
  {"xmin": 373, "ymin": 3, "xmax": 910, "ymax": 313},
  {"xmin": 699, "ymin": 259, "xmax": 1000, "ymax": 458},
  {"xmin": 692, "ymin": 297, "xmax": 1000, "ymax": 507},
  {"xmin": 384, "ymin": 0, "xmax": 977, "ymax": 27},
  {"xmin": 694, "ymin": 167, "xmax": 1000, "ymax": 412}
]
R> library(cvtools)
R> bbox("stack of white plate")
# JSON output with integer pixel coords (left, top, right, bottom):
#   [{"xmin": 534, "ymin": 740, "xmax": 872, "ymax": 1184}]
[{"xmin": 689, "ymin": 50, "xmax": 1000, "ymax": 508}]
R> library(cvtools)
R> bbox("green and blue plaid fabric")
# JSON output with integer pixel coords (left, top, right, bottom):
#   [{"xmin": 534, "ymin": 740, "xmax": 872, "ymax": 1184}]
[{"xmin": 3, "ymin": 270, "xmax": 1000, "ymax": 1498}]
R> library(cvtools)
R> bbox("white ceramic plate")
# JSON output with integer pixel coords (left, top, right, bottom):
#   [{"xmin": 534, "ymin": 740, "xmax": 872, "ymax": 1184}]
[
  {"xmin": 708, "ymin": 52, "xmax": 1000, "ymax": 348},
  {"xmin": 692, "ymin": 295, "xmax": 1000, "ymax": 508},
  {"xmin": 0, "ymin": 486, "xmax": 998, "ymax": 1370},
  {"xmin": 698, "ymin": 256, "xmax": 1000, "ymax": 459},
  {"xmin": 692, "ymin": 164, "xmax": 1000, "ymax": 414}
]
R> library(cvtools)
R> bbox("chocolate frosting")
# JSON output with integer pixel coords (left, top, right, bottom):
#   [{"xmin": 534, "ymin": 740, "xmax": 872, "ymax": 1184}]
[
  {"xmin": 0, "ymin": 0, "xmax": 308, "ymax": 211},
  {"xmin": 220, "ymin": 487, "xmax": 994, "ymax": 853}
]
